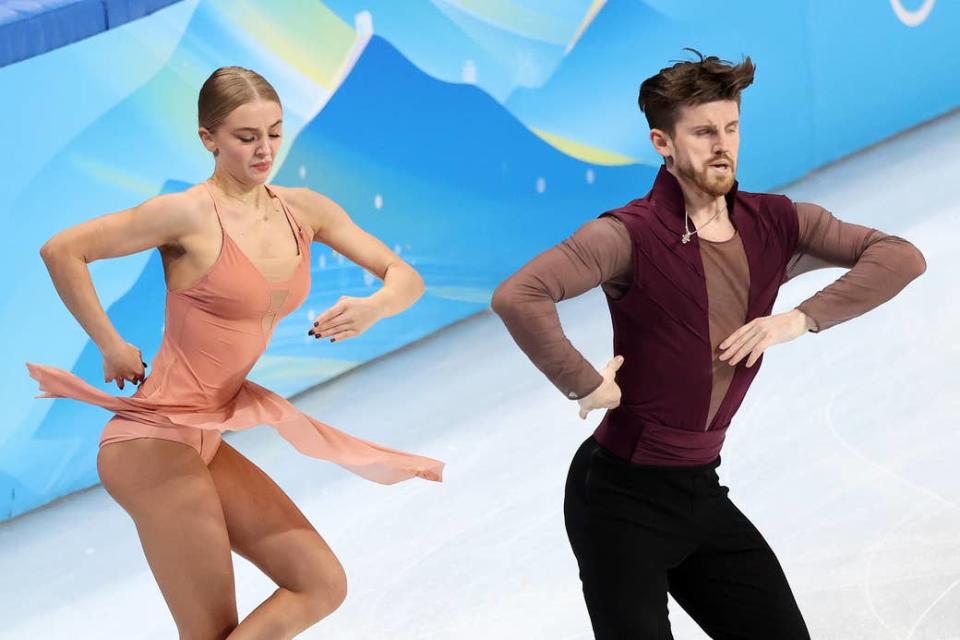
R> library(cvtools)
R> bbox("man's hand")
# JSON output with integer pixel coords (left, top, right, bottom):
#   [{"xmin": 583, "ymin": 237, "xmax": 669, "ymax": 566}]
[
  {"xmin": 577, "ymin": 355, "xmax": 624, "ymax": 420},
  {"xmin": 719, "ymin": 309, "xmax": 813, "ymax": 368}
]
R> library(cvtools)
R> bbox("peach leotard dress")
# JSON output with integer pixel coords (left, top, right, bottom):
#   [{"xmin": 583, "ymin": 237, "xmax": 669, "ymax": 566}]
[{"xmin": 26, "ymin": 182, "xmax": 444, "ymax": 484}]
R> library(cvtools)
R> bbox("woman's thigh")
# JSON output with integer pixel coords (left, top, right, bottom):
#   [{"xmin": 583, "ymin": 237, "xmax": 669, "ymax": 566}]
[
  {"xmin": 207, "ymin": 442, "xmax": 346, "ymax": 605},
  {"xmin": 98, "ymin": 437, "xmax": 238, "ymax": 639}
]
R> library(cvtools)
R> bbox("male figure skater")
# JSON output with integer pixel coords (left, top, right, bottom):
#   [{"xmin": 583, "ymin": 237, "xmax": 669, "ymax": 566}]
[{"xmin": 491, "ymin": 50, "xmax": 926, "ymax": 639}]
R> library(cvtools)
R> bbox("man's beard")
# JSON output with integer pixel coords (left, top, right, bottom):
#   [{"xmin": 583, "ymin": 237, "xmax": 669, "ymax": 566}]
[{"xmin": 675, "ymin": 155, "xmax": 736, "ymax": 198}]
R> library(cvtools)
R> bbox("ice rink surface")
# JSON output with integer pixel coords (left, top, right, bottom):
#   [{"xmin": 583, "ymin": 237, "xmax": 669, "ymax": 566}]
[{"xmin": 1, "ymin": 110, "xmax": 957, "ymax": 639}]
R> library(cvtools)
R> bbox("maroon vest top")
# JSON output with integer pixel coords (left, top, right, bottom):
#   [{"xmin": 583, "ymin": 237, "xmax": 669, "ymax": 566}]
[{"xmin": 593, "ymin": 166, "xmax": 799, "ymax": 466}]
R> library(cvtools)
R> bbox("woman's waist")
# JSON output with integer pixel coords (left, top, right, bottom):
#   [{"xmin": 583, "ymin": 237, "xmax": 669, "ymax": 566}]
[
  {"xmin": 136, "ymin": 358, "xmax": 250, "ymax": 407},
  {"xmin": 129, "ymin": 383, "xmax": 244, "ymax": 413},
  {"xmin": 150, "ymin": 338, "xmax": 261, "ymax": 377}
]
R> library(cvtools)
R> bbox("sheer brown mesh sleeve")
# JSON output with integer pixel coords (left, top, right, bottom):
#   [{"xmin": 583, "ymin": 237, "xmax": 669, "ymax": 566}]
[
  {"xmin": 787, "ymin": 202, "xmax": 926, "ymax": 332},
  {"xmin": 491, "ymin": 216, "xmax": 633, "ymax": 399}
]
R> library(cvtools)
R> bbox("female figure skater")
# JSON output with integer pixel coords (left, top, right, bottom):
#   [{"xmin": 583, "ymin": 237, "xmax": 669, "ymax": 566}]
[{"xmin": 27, "ymin": 66, "xmax": 443, "ymax": 639}]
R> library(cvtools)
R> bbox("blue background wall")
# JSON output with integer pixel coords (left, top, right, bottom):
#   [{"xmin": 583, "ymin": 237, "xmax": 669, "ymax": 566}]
[{"xmin": 1, "ymin": 0, "xmax": 956, "ymax": 521}]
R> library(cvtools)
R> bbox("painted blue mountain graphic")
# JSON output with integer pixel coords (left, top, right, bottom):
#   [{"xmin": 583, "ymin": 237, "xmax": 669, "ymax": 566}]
[
  {"xmin": 506, "ymin": 0, "xmax": 671, "ymax": 165},
  {"xmin": 14, "ymin": 33, "xmax": 655, "ymax": 520},
  {"xmin": 504, "ymin": 0, "xmax": 814, "ymax": 188},
  {"xmin": 320, "ymin": 0, "xmax": 592, "ymax": 102},
  {"xmin": 276, "ymin": 34, "xmax": 654, "ymax": 289}
]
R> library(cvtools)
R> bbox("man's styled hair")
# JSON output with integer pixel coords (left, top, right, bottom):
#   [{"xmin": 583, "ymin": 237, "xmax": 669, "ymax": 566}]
[{"xmin": 638, "ymin": 49, "xmax": 756, "ymax": 134}]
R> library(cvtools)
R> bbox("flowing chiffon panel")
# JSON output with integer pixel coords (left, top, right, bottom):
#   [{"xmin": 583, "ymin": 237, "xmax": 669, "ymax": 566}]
[{"xmin": 26, "ymin": 363, "xmax": 443, "ymax": 484}]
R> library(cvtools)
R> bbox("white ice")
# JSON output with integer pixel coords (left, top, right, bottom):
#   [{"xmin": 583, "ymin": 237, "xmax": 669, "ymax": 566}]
[{"xmin": 1, "ymin": 110, "xmax": 958, "ymax": 639}]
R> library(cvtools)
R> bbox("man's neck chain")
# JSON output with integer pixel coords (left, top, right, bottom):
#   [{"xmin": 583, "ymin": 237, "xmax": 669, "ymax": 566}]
[{"xmin": 682, "ymin": 203, "xmax": 726, "ymax": 244}]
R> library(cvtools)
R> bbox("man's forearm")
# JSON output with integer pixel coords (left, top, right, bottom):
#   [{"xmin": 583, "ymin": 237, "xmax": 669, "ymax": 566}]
[
  {"xmin": 491, "ymin": 274, "xmax": 604, "ymax": 399},
  {"xmin": 791, "ymin": 203, "xmax": 927, "ymax": 333},
  {"xmin": 491, "ymin": 217, "xmax": 632, "ymax": 399},
  {"xmin": 795, "ymin": 235, "xmax": 926, "ymax": 332}
]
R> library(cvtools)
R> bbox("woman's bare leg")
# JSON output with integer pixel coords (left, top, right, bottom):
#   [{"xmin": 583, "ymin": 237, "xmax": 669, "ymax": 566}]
[
  {"xmin": 207, "ymin": 442, "xmax": 347, "ymax": 639},
  {"xmin": 98, "ymin": 439, "xmax": 239, "ymax": 639}
]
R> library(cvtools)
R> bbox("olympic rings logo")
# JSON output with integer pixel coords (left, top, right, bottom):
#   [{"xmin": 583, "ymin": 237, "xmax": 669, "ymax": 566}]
[{"xmin": 890, "ymin": 0, "xmax": 935, "ymax": 26}]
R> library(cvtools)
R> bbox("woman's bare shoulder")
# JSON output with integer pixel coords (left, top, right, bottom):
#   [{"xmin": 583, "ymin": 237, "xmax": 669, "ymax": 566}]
[
  {"xmin": 269, "ymin": 184, "xmax": 343, "ymax": 237},
  {"xmin": 44, "ymin": 184, "xmax": 213, "ymax": 261},
  {"xmin": 268, "ymin": 184, "xmax": 331, "ymax": 210},
  {"xmin": 148, "ymin": 183, "xmax": 209, "ymax": 216},
  {"xmin": 130, "ymin": 184, "xmax": 212, "ymax": 249}
]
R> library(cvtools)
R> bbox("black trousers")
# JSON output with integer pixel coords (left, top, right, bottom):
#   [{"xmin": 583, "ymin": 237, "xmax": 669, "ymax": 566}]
[{"xmin": 564, "ymin": 436, "xmax": 810, "ymax": 639}]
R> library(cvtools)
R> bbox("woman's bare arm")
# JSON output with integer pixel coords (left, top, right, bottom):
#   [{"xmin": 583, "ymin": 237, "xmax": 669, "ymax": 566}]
[
  {"xmin": 285, "ymin": 188, "xmax": 424, "ymax": 342},
  {"xmin": 305, "ymin": 188, "xmax": 423, "ymax": 316},
  {"xmin": 39, "ymin": 191, "xmax": 201, "ymax": 385}
]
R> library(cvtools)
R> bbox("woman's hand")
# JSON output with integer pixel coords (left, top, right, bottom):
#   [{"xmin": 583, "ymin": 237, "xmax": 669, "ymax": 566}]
[
  {"xmin": 577, "ymin": 355, "xmax": 624, "ymax": 420},
  {"xmin": 308, "ymin": 295, "xmax": 384, "ymax": 343},
  {"xmin": 101, "ymin": 341, "xmax": 147, "ymax": 390},
  {"xmin": 718, "ymin": 309, "xmax": 813, "ymax": 367}
]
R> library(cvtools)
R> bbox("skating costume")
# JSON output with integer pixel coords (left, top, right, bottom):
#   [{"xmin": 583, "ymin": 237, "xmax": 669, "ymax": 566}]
[
  {"xmin": 493, "ymin": 166, "xmax": 925, "ymax": 637},
  {"xmin": 28, "ymin": 183, "xmax": 444, "ymax": 484}
]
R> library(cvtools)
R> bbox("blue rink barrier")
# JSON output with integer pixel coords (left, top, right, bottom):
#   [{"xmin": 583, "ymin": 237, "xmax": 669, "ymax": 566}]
[
  {"xmin": 1, "ymin": 0, "xmax": 956, "ymax": 521},
  {"xmin": 0, "ymin": 0, "xmax": 182, "ymax": 67}
]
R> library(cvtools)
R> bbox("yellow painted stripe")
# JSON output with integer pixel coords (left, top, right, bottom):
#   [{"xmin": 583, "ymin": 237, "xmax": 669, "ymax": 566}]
[
  {"xmin": 530, "ymin": 127, "xmax": 637, "ymax": 166},
  {"xmin": 216, "ymin": 0, "xmax": 354, "ymax": 90},
  {"xmin": 566, "ymin": 0, "xmax": 606, "ymax": 54}
]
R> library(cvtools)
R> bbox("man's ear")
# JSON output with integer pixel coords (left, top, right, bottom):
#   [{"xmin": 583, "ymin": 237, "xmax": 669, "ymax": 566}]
[{"xmin": 649, "ymin": 128, "xmax": 673, "ymax": 165}]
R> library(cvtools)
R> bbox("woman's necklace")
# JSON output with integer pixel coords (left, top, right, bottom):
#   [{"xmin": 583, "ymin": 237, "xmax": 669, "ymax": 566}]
[
  {"xmin": 682, "ymin": 202, "xmax": 725, "ymax": 244},
  {"xmin": 208, "ymin": 177, "xmax": 278, "ymax": 222}
]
